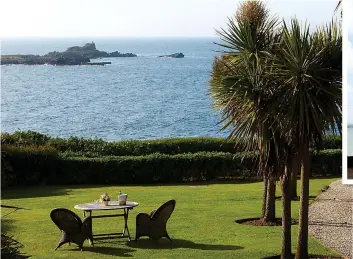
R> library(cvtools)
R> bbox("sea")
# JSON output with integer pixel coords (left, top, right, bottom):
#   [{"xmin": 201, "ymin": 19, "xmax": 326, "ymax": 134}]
[{"xmin": 1, "ymin": 37, "xmax": 231, "ymax": 141}]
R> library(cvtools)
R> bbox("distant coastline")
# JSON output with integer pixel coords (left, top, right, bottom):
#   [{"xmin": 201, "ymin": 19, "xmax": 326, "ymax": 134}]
[{"xmin": 1, "ymin": 42, "xmax": 137, "ymax": 66}]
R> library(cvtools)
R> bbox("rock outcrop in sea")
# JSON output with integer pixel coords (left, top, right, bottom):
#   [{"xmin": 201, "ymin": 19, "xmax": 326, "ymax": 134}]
[
  {"xmin": 1, "ymin": 42, "xmax": 137, "ymax": 65},
  {"xmin": 158, "ymin": 53, "xmax": 184, "ymax": 58}
]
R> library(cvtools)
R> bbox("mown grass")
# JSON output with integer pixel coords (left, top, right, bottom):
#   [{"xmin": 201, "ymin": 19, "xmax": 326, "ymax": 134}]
[{"xmin": 1, "ymin": 178, "xmax": 340, "ymax": 259}]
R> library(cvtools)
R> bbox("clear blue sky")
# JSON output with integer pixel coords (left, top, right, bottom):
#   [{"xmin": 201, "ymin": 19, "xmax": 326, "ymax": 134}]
[{"xmin": 0, "ymin": 0, "xmax": 338, "ymax": 38}]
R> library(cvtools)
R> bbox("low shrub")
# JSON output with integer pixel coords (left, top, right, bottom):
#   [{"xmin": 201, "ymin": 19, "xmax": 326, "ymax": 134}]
[
  {"xmin": 1, "ymin": 131, "xmax": 342, "ymax": 156},
  {"xmin": 1, "ymin": 145, "xmax": 341, "ymax": 187},
  {"xmin": 310, "ymin": 149, "xmax": 342, "ymax": 177},
  {"xmin": 321, "ymin": 135, "xmax": 342, "ymax": 149},
  {"xmin": 1, "ymin": 145, "xmax": 59, "ymax": 187},
  {"xmin": 1, "ymin": 131, "xmax": 50, "ymax": 146},
  {"xmin": 58, "ymin": 151, "xmax": 257, "ymax": 184}
]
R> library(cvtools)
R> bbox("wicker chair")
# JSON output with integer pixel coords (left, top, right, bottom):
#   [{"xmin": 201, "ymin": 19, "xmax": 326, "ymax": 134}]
[
  {"xmin": 50, "ymin": 208, "xmax": 92, "ymax": 251},
  {"xmin": 135, "ymin": 200, "xmax": 176, "ymax": 242}
]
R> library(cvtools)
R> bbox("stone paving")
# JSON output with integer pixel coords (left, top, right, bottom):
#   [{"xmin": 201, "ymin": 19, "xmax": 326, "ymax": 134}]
[{"xmin": 309, "ymin": 180, "xmax": 353, "ymax": 259}]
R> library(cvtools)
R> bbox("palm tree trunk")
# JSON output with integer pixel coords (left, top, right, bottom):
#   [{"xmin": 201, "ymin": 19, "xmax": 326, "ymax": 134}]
[
  {"xmin": 295, "ymin": 146, "xmax": 310, "ymax": 259},
  {"xmin": 281, "ymin": 166, "xmax": 292, "ymax": 259},
  {"xmin": 291, "ymin": 153, "xmax": 299, "ymax": 200},
  {"xmin": 262, "ymin": 174, "xmax": 268, "ymax": 218},
  {"xmin": 290, "ymin": 171, "xmax": 298, "ymax": 199},
  {"xmin": 263, "ymin": 172, "xmax": 276, "ymax": 223}
]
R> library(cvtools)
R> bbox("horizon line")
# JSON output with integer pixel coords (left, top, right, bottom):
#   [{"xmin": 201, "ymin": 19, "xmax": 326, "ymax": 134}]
[{"xmin": 0, "ymin": 35, "xmax": 219, "ymax": 39}]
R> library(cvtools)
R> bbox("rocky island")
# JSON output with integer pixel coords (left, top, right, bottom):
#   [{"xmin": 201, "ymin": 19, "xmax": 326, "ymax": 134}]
[
  {"xmin": 158, "ymin": 53, "xmax": 184, "ymax": 58},
  {"xmin": 1, "ymin": 42, "xmax": 137, "ymax": 66}
]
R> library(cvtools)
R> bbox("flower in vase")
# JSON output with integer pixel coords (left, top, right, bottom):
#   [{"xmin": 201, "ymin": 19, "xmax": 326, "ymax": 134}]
[{"xmin": 100, "ymin": 193, "xmax": 110, "ymax": 202}]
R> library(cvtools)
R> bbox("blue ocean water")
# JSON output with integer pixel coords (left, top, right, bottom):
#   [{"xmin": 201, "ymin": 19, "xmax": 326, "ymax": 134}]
[{"xmin": 1, "ymin": 38, "xmax": 230, "ymax": 141}]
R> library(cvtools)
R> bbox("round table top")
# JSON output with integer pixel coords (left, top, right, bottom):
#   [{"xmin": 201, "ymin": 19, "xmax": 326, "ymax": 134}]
[{"xmin": 74, "ymin": 201, "xmax": 139, "ymax": 211}]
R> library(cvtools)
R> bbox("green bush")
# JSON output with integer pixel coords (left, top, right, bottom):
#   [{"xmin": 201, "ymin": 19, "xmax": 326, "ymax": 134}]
[
  {"xmin": 321, "ymin": 135, "xmax": 342, "ymax": 149},
  {"xmin": 58, "ymin": 151, "xmax": 257, "ymax": 184},
  {"xmin": 1, "ymin": 131, "xmax": 342, "ymax": 156},
  {"xmin": 50, "ymin": 137, "xmax": 249, "ymax": 156},
  {"xmin": 310, "ymin": 149, "xmax": 342, "ymax": 177},
  {"xmin": 1, "ymin": 131, "xmax": 50, "ymax": 146},
  {"xmin": 1, "ymin": 144, "xmax": 341, "ymax": 186},
  {"xmin": 1, "ymin": 145, "xmax": 59, "ymax": 187}
]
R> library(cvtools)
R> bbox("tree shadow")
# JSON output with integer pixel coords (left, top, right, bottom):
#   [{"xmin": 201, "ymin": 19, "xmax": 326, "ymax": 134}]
[
  {"xmin": 275, "ymin": 196, "xmax": 316, "ymax": 201},
  {"xmin": 1, "ymin": 232, "xmax": 32, "ymax": 258},
  {"xmin": 1, "ymin": 218, "xmax": 16, "ymax": 233},
  {"xmin": 82, "ymin": 246, "xmax": 135, "ymax": 257},
  {"xmin": 0, "ymin": 179, "xmax": 261, "ymax": 200},
  {"xmin": 2, "ymin": 186, "xmax": 71, "ymax": 199},
  {"xmin": 126, "ymin": 238, "xmax": 244, "ymax": 251},
  {"xmin": 262, "ymin": 254, "xmax": 343, "ymax": 259}
]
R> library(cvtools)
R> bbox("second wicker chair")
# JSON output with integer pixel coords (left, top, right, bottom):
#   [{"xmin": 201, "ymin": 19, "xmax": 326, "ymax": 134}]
[{"xmin": 135, "ymin": 200, "xmax": 176, "ymax": 242}]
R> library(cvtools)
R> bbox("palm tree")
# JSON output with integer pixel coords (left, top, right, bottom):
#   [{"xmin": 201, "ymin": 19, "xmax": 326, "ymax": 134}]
[
  {"xmin": 210, "ymin": 0, "xmax": 282, "ymax": 224},
  {"xmin": 210, "ymin": 2, "xmax": 341, "ymax": 258},
  {"xmin": 272, "ymin": 19, "xmax": 342, "ymax": 259},
  {"xmin": 335, "ymin": 0, "xmax": 342, "ymax": 17}
]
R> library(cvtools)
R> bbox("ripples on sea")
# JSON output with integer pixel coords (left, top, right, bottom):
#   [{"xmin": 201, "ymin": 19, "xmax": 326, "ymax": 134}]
[{"xmin": 1, "ymin": 38, "xmax": 230, "ymax": 140}]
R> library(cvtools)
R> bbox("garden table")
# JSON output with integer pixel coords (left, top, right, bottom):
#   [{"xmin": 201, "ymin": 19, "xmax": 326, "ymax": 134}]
[{"xmin": 74, "ymin": 201, "xmax": 138, "ymax": 244}]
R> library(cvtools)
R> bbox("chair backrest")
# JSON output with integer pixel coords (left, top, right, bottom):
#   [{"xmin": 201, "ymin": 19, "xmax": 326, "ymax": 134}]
[
  {"xmin": 151, "ymin": 200, "xmax": 176, "ymax": 224},
  {"xmin": 50, "ymin": 208, "xmax": 82, "ymax": 234}
]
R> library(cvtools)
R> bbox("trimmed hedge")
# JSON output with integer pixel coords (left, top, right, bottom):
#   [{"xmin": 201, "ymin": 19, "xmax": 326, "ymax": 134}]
[
  {"xmin": 1, "ymin": 145, "xmax": 59, "ymax": 187},
  {"xmin": 310, "ymin": 149, "xmax": 342, "ymax": 177},
  {"xmin": 321, "ymin": 135, "xmax": 342, "ymax": 149},
  {"xmin": 58, "ymin": 152, "xmax": 257, "ymax": 185},
  {"xmin": 1, "ymin": 131, "xmax": 342, "ymax": 156},
  {"xmin": 1, "ymin": 145, "xmax": 341, "ymax": 187}
]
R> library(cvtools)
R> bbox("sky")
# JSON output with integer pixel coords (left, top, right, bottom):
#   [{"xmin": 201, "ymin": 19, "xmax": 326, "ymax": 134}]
[{"xmin": 0, "ymin": 0, "xmax": 338, "ymax": 38}]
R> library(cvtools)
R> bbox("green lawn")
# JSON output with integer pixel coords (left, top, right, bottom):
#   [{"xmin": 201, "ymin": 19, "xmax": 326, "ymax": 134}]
[{"xmin": 1, "ymin": 178, "xmax": 340, "ymax": 259}]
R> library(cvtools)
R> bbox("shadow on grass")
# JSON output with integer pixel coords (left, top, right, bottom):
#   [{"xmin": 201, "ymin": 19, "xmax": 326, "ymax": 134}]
[
  {"xmin": 262, "ymin": 254, "xmax": 343, "ymax": 259},
  {"xmin": 1, "ymin": 180, "xmax": 262, "ymax": 200},
  {"xmin": 1, "ymin": 232, "xmax": 31, "ymax": 258},
  {"xmin": 82, "ymin": 246, "xmax": 135, "ymax": 257},
  {"xmin": 2, "ymin": 186, "xmax": 71, "ymax": 199},
  {"xmin": 2, "ymin": 176, "xmax": 338, "ymax": 200},
  {"xmin": 275, "ymin": 196, "xmax": 317, "ymax": 201},
  {"xmin": 126, "ymin": 238, "xmax": 244, "ymax": 251},
  {"xmin": 1, "ymin": 219, "xmax": 16, "ymax": 233}
]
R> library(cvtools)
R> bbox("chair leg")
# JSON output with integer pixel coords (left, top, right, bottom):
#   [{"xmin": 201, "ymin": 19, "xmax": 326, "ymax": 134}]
[
  {"xmin": 135, "ymin": 230, "xmax": 140, "ymax": 242},
  {"xmin": 54, "ymin": 240, "xmax": 67, "ymax": 251},
  {"xmin": 165, "ymin": 232, "xmax": 172, "ymax": 243}
]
